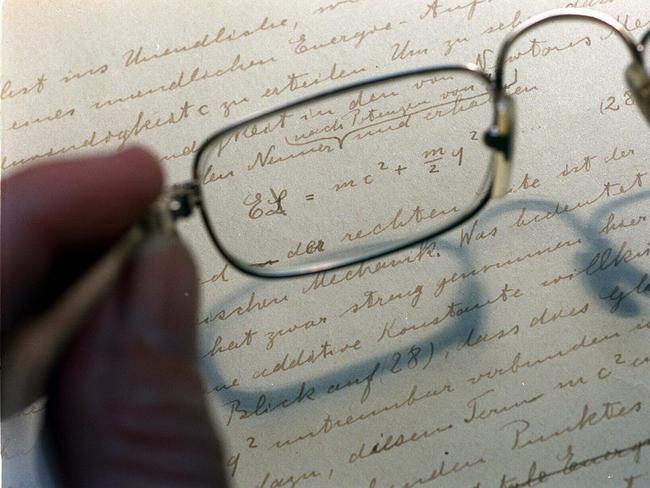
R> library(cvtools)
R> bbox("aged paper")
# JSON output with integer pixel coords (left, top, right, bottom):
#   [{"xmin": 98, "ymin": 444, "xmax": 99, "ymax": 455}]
[{"xmin": 2, "ymin": 0, "xmax": 649, "ymax": 486}]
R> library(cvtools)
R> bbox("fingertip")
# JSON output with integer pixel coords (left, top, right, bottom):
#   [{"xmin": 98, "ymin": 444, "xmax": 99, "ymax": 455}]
[
  {"xmin": 113, "ymin": 146, "xmax": 164, "ymax": 204},
  {"xmin": 1, "ymin": 147, "xmax": 167, "ymax": 328}
]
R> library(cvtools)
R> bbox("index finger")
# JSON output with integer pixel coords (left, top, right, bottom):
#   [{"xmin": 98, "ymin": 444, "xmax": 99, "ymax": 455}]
[{"xmin": 1, "ymin": 147, "xmax": 163, "ymax": 328}]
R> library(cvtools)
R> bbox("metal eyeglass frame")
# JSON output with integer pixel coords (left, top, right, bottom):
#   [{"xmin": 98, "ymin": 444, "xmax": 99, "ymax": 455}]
[{"xmin": 168, "ymin": 8, "xmax": 650, "ymax": 279}]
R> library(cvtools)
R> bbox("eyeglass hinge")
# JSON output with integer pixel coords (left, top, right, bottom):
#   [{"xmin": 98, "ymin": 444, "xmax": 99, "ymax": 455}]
[
  {"xmin": 485, "ymin": 95, "xmax": 516, "ymax": 198},
  {"xmin": 625, "ymin": 62, "xmax": 650, "ymax": 124},
  {"xmin": 168, "ymin": 181, "xmax": 201, "ymax": 220},
  {"xmin": 483, "ymin": 94, "xmax": 515, "ymax": 161},
  {"xmin": 483, "ymin": 126, "xmax": 513, "ymax": 160}
]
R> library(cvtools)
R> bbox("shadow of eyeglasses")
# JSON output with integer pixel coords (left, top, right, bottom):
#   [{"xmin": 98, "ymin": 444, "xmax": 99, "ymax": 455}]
[{"xmin": 197, "ymin": 185, "xmax": 649, "ymax": 422}]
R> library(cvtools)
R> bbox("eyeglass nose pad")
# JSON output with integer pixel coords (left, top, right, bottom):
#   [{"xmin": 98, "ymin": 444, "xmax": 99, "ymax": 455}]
[
  {"xmin": 626, "ymin": 61, "xmax": 650, "ymax": 124},
  {"xmin": 484, "ymin": 95, "xmax": 515, "ymax": 198}
]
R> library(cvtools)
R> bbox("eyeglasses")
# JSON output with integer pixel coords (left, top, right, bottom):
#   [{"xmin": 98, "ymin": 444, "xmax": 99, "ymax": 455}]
[
  {"xmin": 163, "ymin": 7, "xmax": 649, "ymax": 279},
  {"xmin": 3, "ymin": 7, "xmax": 649, "ymax": 418}
]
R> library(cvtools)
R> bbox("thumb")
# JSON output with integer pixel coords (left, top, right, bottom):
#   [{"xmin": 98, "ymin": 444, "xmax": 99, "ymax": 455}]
[{"xmin": 48, "ymin": 234, "xmax": 228, "ymax": 487}]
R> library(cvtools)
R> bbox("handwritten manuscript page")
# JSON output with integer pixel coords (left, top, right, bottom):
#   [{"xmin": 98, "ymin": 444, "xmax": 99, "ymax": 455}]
[{"xmin": 2, "ymin": 0, "xmax": 649, "ymax": 486}]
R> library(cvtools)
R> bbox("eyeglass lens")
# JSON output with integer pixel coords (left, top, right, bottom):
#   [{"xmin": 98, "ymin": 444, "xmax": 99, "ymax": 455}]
[
  {"xmin": 498, "ymin": 19, "xmax": 649, "ymax": 212},
  {"xmin": 196, "ymin": 70, "xmax": 495, "ymax": 275}
]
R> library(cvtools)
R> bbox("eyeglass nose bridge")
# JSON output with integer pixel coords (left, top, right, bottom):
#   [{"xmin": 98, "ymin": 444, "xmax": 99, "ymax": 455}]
[{"xmin": 484, "ymin": 95, "xmax": 515, "ymax": 199}]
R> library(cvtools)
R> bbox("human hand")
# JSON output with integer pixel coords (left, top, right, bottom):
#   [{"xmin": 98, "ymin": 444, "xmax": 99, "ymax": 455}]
[{"xmin": 1, "ymin": 148, "xmax": 227, "ymax": 486}]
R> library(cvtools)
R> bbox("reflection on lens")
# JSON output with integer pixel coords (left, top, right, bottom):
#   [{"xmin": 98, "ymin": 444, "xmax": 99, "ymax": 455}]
[{"xmin": 196, "ymin": 69, "xmax": 494, "ymax": 275}]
